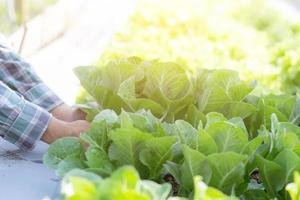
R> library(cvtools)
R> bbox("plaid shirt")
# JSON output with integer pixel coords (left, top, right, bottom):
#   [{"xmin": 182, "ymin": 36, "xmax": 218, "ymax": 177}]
[{"xmin": 0, "ymin": 42, "xmax": 63, "ymax": 151}]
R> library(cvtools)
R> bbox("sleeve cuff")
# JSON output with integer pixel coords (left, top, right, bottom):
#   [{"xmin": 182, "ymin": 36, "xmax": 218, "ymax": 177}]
[
  {"xmin": 23, "ymin": 83, "xmax": 64, "ymax": 111},
  {"xmin": 3, "ymin": 98, "xmax": 52, "ymax": 151}
]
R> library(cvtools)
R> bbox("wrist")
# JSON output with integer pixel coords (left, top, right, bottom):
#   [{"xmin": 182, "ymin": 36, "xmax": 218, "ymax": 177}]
[{"xmin": 42, "ymin": 117, "xmax": 68, "ymax": 144}]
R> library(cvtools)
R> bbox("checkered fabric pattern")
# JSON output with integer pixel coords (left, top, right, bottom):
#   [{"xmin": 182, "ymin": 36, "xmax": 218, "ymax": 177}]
[{"xmin": 0, "ymin": 42, "xmax": 63, "ymax": 150}]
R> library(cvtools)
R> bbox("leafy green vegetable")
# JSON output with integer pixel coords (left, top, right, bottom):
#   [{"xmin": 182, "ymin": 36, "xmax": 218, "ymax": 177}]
[
  {"xmin": 206, "ymin": 121, "xmax": 248, "ymax": 153},
  {"xmin": 85, "ymin": 146, "xmax": 113, "ymax": 175},
  {"xmin": 43, "ymin": 137, "xmax": 84, "ymax": 170},
  {"xmin": 44, "ymin": 106, "xmax": 300, "ymax": 199},
  {"xmin": 196, "ymin": 130, "xmax": 218, "ymax": 155},
  {"xmin": 60, "ymin": 167, "xmax": 243, "ymax": 200},
  {"xmin": 287, "ymin": 172, "xmax": 300, "ymax": 200},
  {"xmin": 139, "ymin": 136, "xmax": 177, "ymax": 180},
  {"xmin": 108, "ymin": 127, "xmax": 153, "ymax": 177},
  {"xmin": 193, "ymin": 176, "xmax": 238, "ymax": 200},
  {"xmin": 61, "ymin": 166, "xmax": 171, "ymax": 200},
  {"xmin": 207, "ymin": 152, "xmax": 246, "ymax": 194},
  {"xmin": 75, "ymin": 57, "xmax": 256, "ymax": 124},
  {"xmin": 180, "ymin": 145, "xmax": 211, "ymax": 190},
  {"xmin": 45, "ymin": 0, "xmax": 300, "ymax": 198},
  {"xmin": 255, "ymin": 155, "xmax": 285, "ymax": 198}
]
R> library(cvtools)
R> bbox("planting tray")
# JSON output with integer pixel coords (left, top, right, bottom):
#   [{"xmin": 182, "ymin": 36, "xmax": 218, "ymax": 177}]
[{"xmin": 0, "ymin": 139, "xmax": 60, "ymax": 200}]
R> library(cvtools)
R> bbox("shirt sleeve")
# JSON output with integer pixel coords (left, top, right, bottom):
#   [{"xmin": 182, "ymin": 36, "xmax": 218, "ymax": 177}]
[
  {"xmin": 0, "ymin": 81, "xmax": 52, "ymax": 151},
  {"xmin": 0, "ymin": 45, "xmax": 63, "ymax": 111}
]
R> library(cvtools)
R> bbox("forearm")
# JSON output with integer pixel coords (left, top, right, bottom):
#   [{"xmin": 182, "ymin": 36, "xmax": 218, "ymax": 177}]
[
  {"xmin": 41, "ymin": 117, "xmax": 66, "ymax": 144},
  {"xmin": 0, "ymin": 43, "xmax": 86, "ymax": 123},
  {"xmin": 0, "ymin": 81, "xmax": 51, "ymax": 150},
  {"xmin": 0, "ymin": 81, "xmax": 90, "ymax": 150}
]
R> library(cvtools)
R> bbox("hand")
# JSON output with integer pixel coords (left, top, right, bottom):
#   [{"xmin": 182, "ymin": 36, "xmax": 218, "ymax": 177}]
[
  {"xmin": 42, "ymin": 117, "xmax": 90, "ymax": 144},
  {"xmin": 51, "ymin": 103, "xmax": 87, "ymax": 122}
]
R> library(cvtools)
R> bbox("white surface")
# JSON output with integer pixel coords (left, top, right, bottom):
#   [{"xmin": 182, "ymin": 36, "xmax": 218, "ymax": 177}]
[
  {"xmin": 25, "ymin": 0, "xmax": 137, "ymax": 105},
  {"xmin": 0, "ymin": 139, "xmax": 60, "ymax": 200}
]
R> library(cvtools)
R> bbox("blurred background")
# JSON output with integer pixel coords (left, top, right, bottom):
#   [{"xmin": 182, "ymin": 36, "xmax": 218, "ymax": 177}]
[
  {"xmin": 0, "ymin": 0, "xmax": 300, "ymax": 104},
  {"xmin": 0, "ymin": 0, "xmax": 137, "ymax": 104},
  {"xmin": 0, "ymin": 0, "xmax": 58, "ymax": 34}
]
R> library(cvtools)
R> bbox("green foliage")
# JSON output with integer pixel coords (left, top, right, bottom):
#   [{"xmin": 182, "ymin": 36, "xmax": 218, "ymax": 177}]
[
  {"xmin": 139, "ymin": 136, "xmax": 177, "ymax": 180},
  {"xmin": 97, "ymin": 0, "xmax": 300, "ymax": 93},
  {"xmin": 74, "ymin": 57, "xmax": 256, "ymax": 124},
  {"xmin": 47, "ymin": 54, "xmax": 300, "ymax": 199},
  {"xmin": 180, "ymin": 145, "xmax": 211, "ymax": 190},
  {"xmin": 193, "ymin": 176, "xmax": 239, "ymax": 200},
  {"xmin": 207, "ymin": 152, "xmax": 246, "ymax": 194},
  {"xmin": 46, "ymin": 2, "xmax": 300, "ymax": 196},
  {"xmin": 44, "ymin": 107, "xmax": 300, "ymax": 199},
  {"xmin": 60, "ymin": 167, "xmax": 240, "ymax": 200},
  {"xmin": 43, "ymin": 137, "xmax": 84, "ymax": 175},
  {"xmin": 287, "ymin": 172, "xmax": 300, "ymax": 200},
  {"xmin": 61, "ymin": 166, "xmax": 171, "ymax": 200},
  {"xmin": 255, "ymin": 155, "xmax": 285, "ymax": 198}
]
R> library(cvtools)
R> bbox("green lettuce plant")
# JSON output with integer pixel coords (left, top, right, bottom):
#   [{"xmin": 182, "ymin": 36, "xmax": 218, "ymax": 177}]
[{"xmin": 74, "ymin": 57, "xmax": 256, "ymax": 124}]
